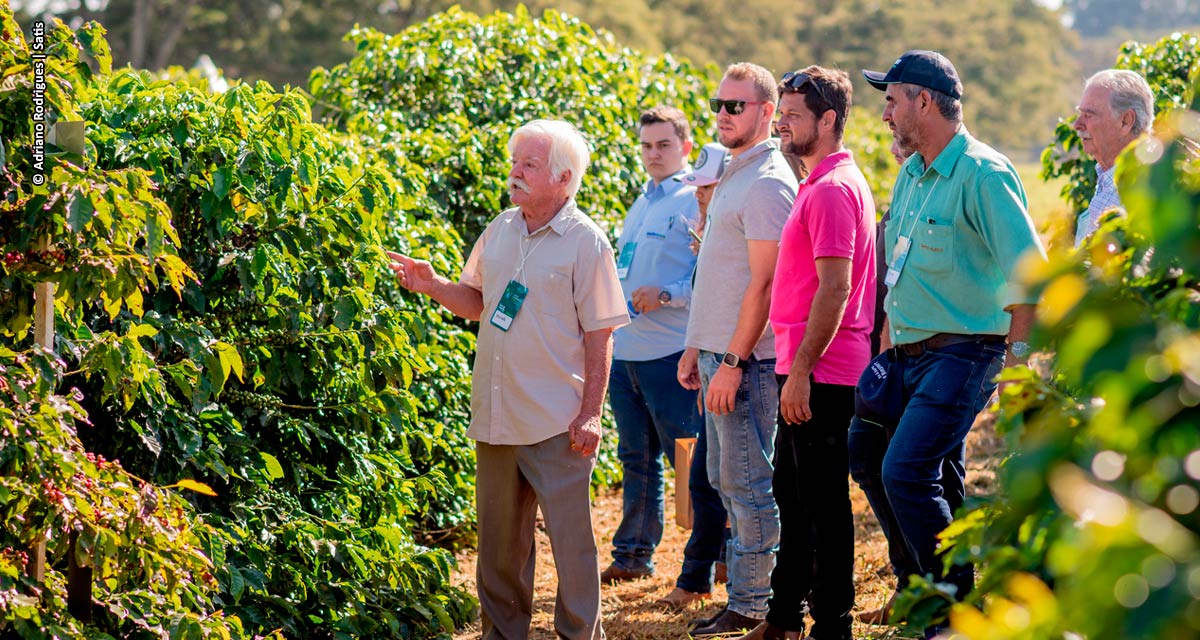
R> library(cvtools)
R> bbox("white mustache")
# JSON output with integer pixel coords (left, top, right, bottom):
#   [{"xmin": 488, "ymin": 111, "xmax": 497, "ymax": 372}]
[{"xmin": 508, "ymin": 178, "xmax": 533, "ymax": 193}]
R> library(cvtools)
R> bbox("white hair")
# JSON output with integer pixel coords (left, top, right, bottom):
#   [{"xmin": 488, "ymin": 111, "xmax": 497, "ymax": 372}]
[
  {"xmin": 1085, "ymin": 69, "xmax": 1155, "ymax": 136},
  {"xmin": 508, "ymin": 119, "xmax": 591, "ymax": 197}
]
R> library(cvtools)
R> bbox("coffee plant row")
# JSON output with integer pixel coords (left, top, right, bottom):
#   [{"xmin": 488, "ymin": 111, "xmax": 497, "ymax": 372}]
[{"xmin": 0, "ymin": 4, "xmax": 803, "ymax": 638}]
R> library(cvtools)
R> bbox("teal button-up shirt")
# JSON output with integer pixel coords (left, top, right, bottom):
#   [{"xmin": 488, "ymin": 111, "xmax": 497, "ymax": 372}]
[{"xmin": 884, "ymin": 128, "xmax": 1046, "ymax": 346}]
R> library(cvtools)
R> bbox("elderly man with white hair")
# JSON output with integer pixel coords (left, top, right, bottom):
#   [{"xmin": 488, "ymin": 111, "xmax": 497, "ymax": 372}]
[
  {"xmin": 388, "ymin": 119, "xmax": 629, "ymax": 639},
  {"xmin": 1072, "ymin": 68, "xmax": 1155, "ymax": 246}
]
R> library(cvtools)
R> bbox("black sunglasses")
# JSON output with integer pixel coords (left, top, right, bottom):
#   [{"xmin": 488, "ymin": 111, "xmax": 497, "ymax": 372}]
[
  {"xmin": 708, "ymin": 98, "xmax": 767, "ymax": 115},
  {"xmin": 781, "ymin": 71, "xmax": 831, "ymax": 106}
]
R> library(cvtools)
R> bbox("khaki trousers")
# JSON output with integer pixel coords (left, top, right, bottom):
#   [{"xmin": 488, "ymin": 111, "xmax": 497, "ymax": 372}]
[{"xmin": 475, "ymin": 433, "xmax": 603, "ymax": 640}]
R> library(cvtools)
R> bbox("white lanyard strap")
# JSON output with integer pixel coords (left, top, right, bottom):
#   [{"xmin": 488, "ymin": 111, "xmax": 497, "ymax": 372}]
[
  {"xmin": 514, "ymin": 228, "xmax": 552, "ymax": 282},
  {"xmin": 895, "ymin": 174, "xmax": 942, "ymax": 243}
]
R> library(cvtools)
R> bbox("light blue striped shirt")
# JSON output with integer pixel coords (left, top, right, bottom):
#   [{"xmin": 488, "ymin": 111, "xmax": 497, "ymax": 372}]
[
  {"xmin": 1075, "ymin": 163, "xmax": 1122, "ymax": 247},
  {"xmin": 613, "ymin": 170, "xmax": 700, "ymax": 361}
]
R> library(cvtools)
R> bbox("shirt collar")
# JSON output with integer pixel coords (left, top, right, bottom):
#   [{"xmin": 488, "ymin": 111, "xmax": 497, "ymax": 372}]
[
  {"xmin": 905, "ymin": 127, "xmax": 969, "ymax": 179},
  {"xmin": 727, "ymin": 139, "xmax": 779, "ymax": 173},
  {"xmin": 517, "ymin": 199, "xmax": 576, "ymax": 237},
  {"xmin": 643, "ymin": 168, "xmax": 690, "ymax": 200},
  {"xmin": 802, "ymin": 148, "xmax": 853, "ymax": 185},
  {"xmin": 1095, "ymin": 162, "xmax": 1117, "ymax": 186}
]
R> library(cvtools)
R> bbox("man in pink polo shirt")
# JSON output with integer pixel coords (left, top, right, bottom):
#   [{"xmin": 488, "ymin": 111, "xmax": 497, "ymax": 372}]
[{"xmin": 735, "ymin": 65, "xmax": 876, "ymax": 640}]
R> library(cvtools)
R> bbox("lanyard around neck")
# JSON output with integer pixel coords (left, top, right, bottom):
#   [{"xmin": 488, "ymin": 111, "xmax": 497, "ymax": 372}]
[
  {"xmin": 896, "ymin": 173, "xmax": 942, "ymax": 242},
  {"xmin": 514, "ymin": 227, "xmax": 552, "ymax": 282}
]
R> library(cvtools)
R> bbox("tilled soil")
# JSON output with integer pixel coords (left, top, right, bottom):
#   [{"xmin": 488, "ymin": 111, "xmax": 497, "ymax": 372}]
[{"xmin": 453, "ymin": 415, "xmax": 1003, "ymax": 640}]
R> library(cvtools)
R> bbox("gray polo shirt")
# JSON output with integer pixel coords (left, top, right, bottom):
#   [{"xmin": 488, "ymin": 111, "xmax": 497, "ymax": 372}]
[{"xmin": 686, "ymin": 139, "xmax": 798, "ymax": 359}]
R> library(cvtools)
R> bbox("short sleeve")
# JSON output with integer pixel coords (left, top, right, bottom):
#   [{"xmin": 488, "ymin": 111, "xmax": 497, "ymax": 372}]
[
  {"xmin": 744, "ymin": 175, "xmax": 796, "ymax": 242},
  {"xmin": 573, "ymin": 232, "xmax": 631, "ymax": 332},
  {"xmin": 459, "ymin": 220, "xmax": 494, "ymax": 292},
  {"xmin": 972, "ymin": 170, "xmax": 1047, "ymax": 307}
]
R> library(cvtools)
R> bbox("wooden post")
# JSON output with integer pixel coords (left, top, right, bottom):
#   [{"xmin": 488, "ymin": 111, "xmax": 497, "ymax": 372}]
[
  {"xmin": 34, "ymin": 121, "xmax": 92, "ymax": 622},
  {"xmin": 674, "ymin": 437, "xmax": 697, "ymax": 529},
  {"xmin": 27, "ymin": 241, "xmax": 52, "ymax": 585}
]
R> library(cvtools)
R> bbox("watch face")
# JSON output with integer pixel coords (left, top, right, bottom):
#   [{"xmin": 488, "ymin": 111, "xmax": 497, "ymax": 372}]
[
  {"xmin": 721, "ymin": 352, "xmax": 739, "ymax": 367},
  {"xmin": 658, "ymin": 290, "xmax": 671, "ymax": 304},
  {"xmin": 1010, "ymin": 341, "xmax": 1031, "ymax": 358}
]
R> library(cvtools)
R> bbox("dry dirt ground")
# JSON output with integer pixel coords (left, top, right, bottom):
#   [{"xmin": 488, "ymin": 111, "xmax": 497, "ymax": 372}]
[{"xmin": 452, "ymin": 416, "xmax": 1004, "ymax": 640}]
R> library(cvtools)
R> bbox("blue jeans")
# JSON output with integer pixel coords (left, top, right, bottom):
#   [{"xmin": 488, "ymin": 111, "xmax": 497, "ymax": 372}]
[
  {"xmin": 848, "ymin": 340, "xmax": 1004, "ymax": 636},
  {"xmin": 699, "ymin": 351, "xmax": 780, "ymax": 618},
  {"xmin": 609, "ymin": 352, "xmax": 714, "ymax": 575}
]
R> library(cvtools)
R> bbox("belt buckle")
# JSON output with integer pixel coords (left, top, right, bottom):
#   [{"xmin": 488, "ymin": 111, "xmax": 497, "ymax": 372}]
[{"xmin": 898, "ymin": 341, "xmax": 926, "ymax": 357}]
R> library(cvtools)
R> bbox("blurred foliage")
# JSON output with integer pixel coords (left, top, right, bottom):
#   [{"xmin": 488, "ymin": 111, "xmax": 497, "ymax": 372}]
[
  {"xmin": 896, "ymin": 43, "xmax": 1200, "ymax": 640},
  {"xmin": 1041, "ymin": 31, "xmax": 1200, "ymax": 244},
  {"xmin": 844, "ymin": 106, "xmax": 900, "ymax": 213},
  {"xmin": 506, "ymin": 0, "xmax": 1075, "ymax": 155}
]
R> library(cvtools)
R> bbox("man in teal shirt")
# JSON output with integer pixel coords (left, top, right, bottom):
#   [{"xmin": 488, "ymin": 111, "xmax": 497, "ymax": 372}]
[{"xmin": 852, "ymin": 50, "xmax": 1047, "ymax": 639}]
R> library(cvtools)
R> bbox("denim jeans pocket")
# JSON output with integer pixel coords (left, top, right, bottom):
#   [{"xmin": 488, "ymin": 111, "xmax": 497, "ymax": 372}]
[{"xmin": 922, "ymin": 342, "xmax": 1004, "ymax": 410}]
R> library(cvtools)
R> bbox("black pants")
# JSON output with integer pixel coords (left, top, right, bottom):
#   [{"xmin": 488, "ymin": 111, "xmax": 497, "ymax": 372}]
[{"xmin": 765, "ymin": 376, "xmax": 855, "ymax": 640}]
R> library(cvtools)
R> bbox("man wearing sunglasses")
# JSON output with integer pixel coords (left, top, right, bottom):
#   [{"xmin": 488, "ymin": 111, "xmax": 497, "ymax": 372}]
[
  {"xmin": 679, "ymin": 62, "xmax": 798, "ymax": 638},
  {"xmin": 853, "ymin": 51, "xmax": 1047, "ymax": 639},
  {"xmin": 730, "ymin": 65, "xmax": 876, "ymax": 640}
]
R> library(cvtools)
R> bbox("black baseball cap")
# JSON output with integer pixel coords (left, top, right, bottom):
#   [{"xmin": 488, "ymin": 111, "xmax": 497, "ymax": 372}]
[{"xmin": 863, "ymin": 50, "xmax": 963, "ymax": 100}]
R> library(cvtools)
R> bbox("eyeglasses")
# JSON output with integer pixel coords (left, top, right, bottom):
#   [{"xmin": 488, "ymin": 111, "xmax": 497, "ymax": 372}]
[
  {"xmin": 781, "ymin": 71, "xmax": 831, "ymax": 107},
  {"xmin": 708, "ymin": 98, "xmax": 767, "ymax": 115}
]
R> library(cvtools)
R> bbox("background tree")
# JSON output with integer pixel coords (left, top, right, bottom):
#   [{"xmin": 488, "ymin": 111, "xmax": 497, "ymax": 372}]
[
  {"xmin": 308, "ymin": 4, "xmax": 721, "ymax": 246},
  {"xmin": 19, "ymin": 0, "xmax": 1084, "ymax": 153},
  {"xmin": 477, "ymin": 0, "xmax": 1075, "ymax": 154},
  {"xmin": 1065, "ymin": 0, "xmax": 1200, "ymax": 37}
]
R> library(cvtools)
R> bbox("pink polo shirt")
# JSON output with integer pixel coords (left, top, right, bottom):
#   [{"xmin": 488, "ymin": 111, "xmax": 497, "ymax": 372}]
[{"xmin": 769, "ymin": 149, "xmax": 876, "ymax": 385}]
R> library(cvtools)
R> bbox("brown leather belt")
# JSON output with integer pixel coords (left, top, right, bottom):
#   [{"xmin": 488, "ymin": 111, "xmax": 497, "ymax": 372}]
[{"xmin": 895, "ymin": 333, "xmax": 1006, "ymax": 357}]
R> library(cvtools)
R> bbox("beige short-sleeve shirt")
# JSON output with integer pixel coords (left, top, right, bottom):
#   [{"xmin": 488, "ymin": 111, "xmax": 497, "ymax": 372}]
[{"xmin": 460, "ymin": 201, "xmax": 630, "ymax": 445}]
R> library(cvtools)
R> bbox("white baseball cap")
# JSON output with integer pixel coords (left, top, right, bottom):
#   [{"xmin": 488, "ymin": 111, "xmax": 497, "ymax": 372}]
[{"xmin": 676, "ymin": 143, "xmax": 729, "ymax": 186}]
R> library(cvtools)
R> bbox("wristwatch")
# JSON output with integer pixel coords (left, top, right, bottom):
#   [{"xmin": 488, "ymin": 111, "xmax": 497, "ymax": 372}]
[
  {"xmin": 657, "ymin": 289, "xmax": 672, "ymax": 305},
  {"xmin": 720, "ymin": 351, "xmax": 748, "ymax": 370},
  {"xmin": 1008, "ymin": 340, "xmax": 1031, "ymax": 358}
]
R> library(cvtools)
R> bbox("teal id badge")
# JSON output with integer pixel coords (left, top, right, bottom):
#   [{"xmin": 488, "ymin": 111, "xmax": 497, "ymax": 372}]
[
  {"xmin": 616, "ymin": 243, "xmax": 636, "ymax": 279},
  {"xmin": 490, "ymin": 280, "xmax": 528, "ymax": 331}
]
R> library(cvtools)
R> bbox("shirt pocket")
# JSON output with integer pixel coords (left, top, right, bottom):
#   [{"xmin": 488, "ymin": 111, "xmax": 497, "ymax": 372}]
[
  {"xmin": 526, "ymin": 264, "xmax": 574, "ymax": 317},
  {"xmin": 641, "ymin": 216, "xmax": 674, "ymax": 243},
  {"xmin": 910, "ymin": 219, "xmax": 954, "ymax": 274}
]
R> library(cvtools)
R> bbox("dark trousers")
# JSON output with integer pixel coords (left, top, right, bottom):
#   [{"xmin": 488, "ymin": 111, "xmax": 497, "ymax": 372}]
[
  {"xmin": 609, "ymin": 351, "xmax": 728, "ymax": 592},
  {"xmin": 677, "ymin": 419, "xmax": 730, "ymax": 593},
  {"xmin": 764, "ymin": 377, "xmax": 855, "ymax": 640},
  {"xmin": 847, "ymin": 340, "xmax": 1004, "ymax": 638}
]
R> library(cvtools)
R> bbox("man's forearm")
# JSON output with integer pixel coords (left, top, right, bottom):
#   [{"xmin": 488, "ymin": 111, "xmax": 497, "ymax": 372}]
[
  {"xmin": 429, "ymin": 277, "xmax": 485, "ymax": 321},
  {"xmin": 789, "ymin": 258, "xmax": 852, "ymax": 376},
  {"xmin": 725, "ymin": 277, "xmax": 773, "ymax": 358},
  {"xmin": 1005, "ymin": 303, "xmax": 1036, "ymax": 368},
  {"xmin": 878, "ymin": 315, "xmax": 891, "ymax": 354},
  {"xmin": 579, "ymin": 328, "xmax": 615, "ymax": 418},
  {"xmin": 789, "ymin": 282, "xmax": 850, "ymax": 377},
  {"xmin": 1007, "ymin": 303, "xmax": 1035, "ymax": 343}
]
